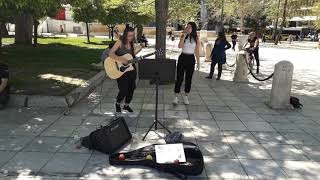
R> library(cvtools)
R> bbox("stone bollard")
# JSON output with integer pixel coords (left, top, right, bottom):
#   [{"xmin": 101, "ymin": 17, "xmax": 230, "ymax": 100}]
[
  {"xmin": 200, "ymin": 30, "xmax": 208, "ymax": 43},
  {"xmin": 238, "ymin": 35, "xmax": 249, "ymax": 50},
  {"xmin": 200, "ymin": 41, "xmax": 205, "ymax": 57},
  {"xmin": 267, "ymin": 61, "xmax": 294, "ymax": 109},
  {"xmin": 233, "ymin": 51, "xmax": 248, "ymax": 82},
  {"xmin": 205, "ymin": 43, "xmax": 213, "ymax": 62}
]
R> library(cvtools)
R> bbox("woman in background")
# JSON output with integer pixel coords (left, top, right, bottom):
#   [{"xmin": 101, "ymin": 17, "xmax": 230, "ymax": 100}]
[{"xmin": 206, "ymin": 31, "xmax": 231, "ymax": 80}]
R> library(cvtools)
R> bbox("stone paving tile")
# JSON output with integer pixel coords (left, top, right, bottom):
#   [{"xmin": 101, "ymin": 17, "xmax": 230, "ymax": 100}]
[
  {"xmin": 208, "ymin": 106, "xmax": 232, "ymax": 113},
  {"xmin": 163, "ymin": 110, "xmax": 188, "ymax": 119},
  {"xmin": 0, "ymin": 151, "xmax": 15, "ymax": 167},
  {"xmin": 295, "ymin": 145, "xmax": 320, "ymax": 162},
  {"xmin": 198, "ymin": 141, "xmax": 236, "ymax": 158},
  {"xmin": 270, "ymin": 123, "xmax": 305, "ymax": 133},
  {"xmin": 58, "ymin": 138, "xmax": 92, "ymax": 154},
  {"xmin": 280, "ymin": 132, "xmax": 320, "ymax": 146},
  {"xmin": 212, "ymin": 112, "xmax": 239, "ymax": 121},
  {"xmin": 223, "ymin": 131, "xmax": 258, "ymax": 145},
  {"xmin": 53, "ymin": 116, "xmax": 85, "ymax": 126},
  {"xmin": 239, "ymin": 159, "xmax": 289, "ymax": 180},
  {"xmin": 242, "ymin": 121, "xmax": 277, "ymax": 132},
  {"xmin": 235, "ymin": 113, "xmax": 265, "ymax": 122},
  {"xmin": 82, "ymin": 115, "xmax": 110, "ymax": 126},
  {"xmin": 81, "ymin": 152, "xmax": 123, "ymax": 178},
  {"xmin": 262, "ymin": 144, "xmax": 308, "ymax": 161},
  {"xmin": 26, "ymin": 115, "xmax": 60, "ymax": 125},
  {"xmin": 40, "ymin": 153, "xmax": 91, "ymax": 174},
  {"xmin": 251, "ymin": 132, "xmax": 289, "ymax": 144},
  {"xmin": 9, "ymin": 124, "xmax": 49, "ymax": 137},
  {"xmin": 40, "ymin": 124, "xmax": 78, "ymax": 137},
  {"xmin": 216, "ymin": 121, "xmax": 248, "ymax": 131},
  {"xmin": 204, "ymin": 157, "xmax": 249, "ymax": 179},
  {"xmin": 186, "ymin": 105, "xmax": 210, "ymax": 112},
  {"xmin": 22, "ymin": 137, "xmax": 67, "ymax": 153},
  {"xmin": 189, "ymin": 111, "xmax": 213, "ymax": 120},
  {"xmin": 1, "ymin": 152, "xmax": 53, "ymax": 174},
  {"xmin": 259, "ymin": 115, "xmax": 292, "ymax": 123},
  {"xmin": 275, "ymin": 160, "xmax": 320, "ymax": 180},
  {"xmin": 230, "ymin": 143, "xmax": 272, "ymax": 160},
  {"xmin": 164, "ymin": 118, "xmax": 191, "ymax": 129},
  {"xmin": 0, "ymin": 136, "xmax": 34, "ymax": 151}
]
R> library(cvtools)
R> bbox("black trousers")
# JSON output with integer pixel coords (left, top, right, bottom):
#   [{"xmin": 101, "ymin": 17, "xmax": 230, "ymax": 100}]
[
  {"xmin": 209, "ymin": 62, "xmax": 223, "ymax": 78},
  {"xmin": 249, "ymin": 47, "xmax": 260, "ymax": 67},
  {"xmin": 174, "ymin": 53, "xmax": 195, "ymax": 94},
  {"xmin": 232, "ymin": 40, "xmax": 236, "ymax": 50},
  {"xmin": 116, "ymin": 70, "xmax": 136, "ymax": 104}
]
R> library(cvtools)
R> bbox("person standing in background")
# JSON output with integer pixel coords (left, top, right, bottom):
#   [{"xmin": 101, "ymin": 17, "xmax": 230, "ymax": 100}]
[
  {"xmin": 231, "ymin": 32, "xmax": 238, "ymax": 51},
  {"xmin": 206, "ymin": 31, "xmax": 231, "ymax": 80}
]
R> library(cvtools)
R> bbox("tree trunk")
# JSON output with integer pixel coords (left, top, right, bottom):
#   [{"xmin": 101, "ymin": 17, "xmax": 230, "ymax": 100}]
[
  {"xmin": 33, "ymin": 20, "xmax": 39, "ymax": 47},
  {"xmin": 275, "ymin": 0, "xmax": 288, "ymax": 45},
  {"xmin": 0, "ymin": 22, "xmax": 2, "ymax": 48},
  {"xmin": 86, "ymin": 22, "xmax": 90, "ymax": 43},
  {"xmin": 15, "ymin": 13, "xmax": 33, "ymax": 45},
  {"xmin": 155, "ymin": 0, "xmax": 169, "ymax": 59},
  {"xmin": 273, "ymin": 0, "xmax": 281, "ymax": 43},
  {"xmin": 110, "ymin": 26, "xmax": 114, "ymax": 41},
  {"xmin": 240, "ymin": 16, "xmax": 244, "ymax": 33},
  {"xmin": 0, "ymin": 23, "xmax": 8, "ymax": 37},
  {"xmin": 136, "ymin": 24, "xmax": 143, "ymax": 40}
]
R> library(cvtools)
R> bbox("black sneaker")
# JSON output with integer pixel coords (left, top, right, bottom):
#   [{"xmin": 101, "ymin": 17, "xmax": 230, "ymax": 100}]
[
  {"xmin": 115, "ymin": 103, "xmax": 121, "ymax": 113},
  {"xmin": 216, "ymin": 77, "xmax": 221, "ymax": 80},
  {"xmin": 123, "ymin": 105, "xmax": 134, "ymax": 112},
  {"xmin": 205, "ymin": 76, "xmax": 213, "ymax": 79}
]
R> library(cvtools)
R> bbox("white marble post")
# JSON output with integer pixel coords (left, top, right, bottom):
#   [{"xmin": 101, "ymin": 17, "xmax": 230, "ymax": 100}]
[
  {"xmin": 267, "ymin": 61, "xmax": 294, "ymax": 109},
  {"xmin": 238, "ymin": 35, "xmax": 249, "ymax": 50},
  {"xmin": 205, "ymin": 43, "xmax": 213, "ymax": 62},
  {"xmin": 233, "ymin": 51, "xmax": 248, "ymax": 82},
  {"xmin": 200, "ymin": 40, "xmax": 205, "ymax": 57}
]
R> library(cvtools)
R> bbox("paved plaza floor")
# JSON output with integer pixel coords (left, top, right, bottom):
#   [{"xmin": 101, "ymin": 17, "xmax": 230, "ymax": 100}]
[{"xmin": 0, "ymin": 41, "xmax": 320, "ymax": 179}]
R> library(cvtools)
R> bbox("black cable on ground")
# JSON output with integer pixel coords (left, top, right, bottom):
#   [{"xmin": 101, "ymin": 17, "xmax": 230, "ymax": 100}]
[{"xmin": 242, "ymin": 54, "xmax": 274, "ymax": 81}]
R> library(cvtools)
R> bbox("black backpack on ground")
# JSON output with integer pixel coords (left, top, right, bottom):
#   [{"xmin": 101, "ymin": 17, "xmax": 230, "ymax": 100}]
[
  {"xmin": 81, "ymin": 117, "xmax": 132, "ymax": 154},
  {"xmin": 290, "ymin": 96, "xmax": 303, "ymax": 109}
]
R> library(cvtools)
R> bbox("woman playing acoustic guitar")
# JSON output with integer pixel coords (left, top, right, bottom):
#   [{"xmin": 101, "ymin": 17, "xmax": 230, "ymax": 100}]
[{"xmin": 109, "ymin": 27, "xmax": 137, "ymax": 113}]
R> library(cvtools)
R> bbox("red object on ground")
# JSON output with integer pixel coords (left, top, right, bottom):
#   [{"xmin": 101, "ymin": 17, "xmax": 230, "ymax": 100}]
[
  {"xmin": 119, "ymin": 154, "xmax": 125, "ymax": 161},
  {"xmin": 173, "ymin": 159, "xmax": 179, "ymax": 165}
]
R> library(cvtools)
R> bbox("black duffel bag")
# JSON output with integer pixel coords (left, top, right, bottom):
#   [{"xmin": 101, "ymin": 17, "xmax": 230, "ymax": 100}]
[{"xmin": 81, "ymin": 116, "xmax": 132, "ymax": 154}]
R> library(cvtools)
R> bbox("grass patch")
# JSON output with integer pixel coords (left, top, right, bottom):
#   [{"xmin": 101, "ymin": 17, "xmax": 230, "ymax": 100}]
[{"xmin": 0, "ymin": 37, "xmax": 111, "ymax": 95}]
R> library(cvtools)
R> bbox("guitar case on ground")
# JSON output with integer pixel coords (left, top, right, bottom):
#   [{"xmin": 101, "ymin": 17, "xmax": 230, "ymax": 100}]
[{"xmin": 109, "ymin": 142, "xmax": 204, "ymax": 179}]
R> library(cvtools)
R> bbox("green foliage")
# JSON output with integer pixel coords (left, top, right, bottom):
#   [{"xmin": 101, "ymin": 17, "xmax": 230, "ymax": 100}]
[
  {"xmin": 313, "ymin": 1, "xmax": 320, "ymax": 29},
  {"xmin": 168, "ymin": 0, "xmax": 199, "ymax": 24},
  {"xmin": 71, "ymin": 0, "xmax": 99, "ymax": 23}
]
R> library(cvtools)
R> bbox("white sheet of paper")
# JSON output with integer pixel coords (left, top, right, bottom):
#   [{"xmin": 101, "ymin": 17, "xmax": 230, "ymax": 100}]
[{"xmin": 155, "ymin": 143, "xmax": 186, "ymax": 164}]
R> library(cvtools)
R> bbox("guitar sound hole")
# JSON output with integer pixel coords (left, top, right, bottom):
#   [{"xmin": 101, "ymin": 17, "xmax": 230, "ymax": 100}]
[{"xmin": 120, "ymin": 66, "xmax": 129, "ymax": 72}]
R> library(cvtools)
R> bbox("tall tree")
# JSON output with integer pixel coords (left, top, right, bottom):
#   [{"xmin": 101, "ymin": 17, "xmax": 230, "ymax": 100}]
[
  {"xmin": 275, "ymin": 0, "xmax": 288, "ymax": 45},
  {"xmin": 167, "ymin": 0, "xmax": 199, "ymax": 26},
  {"xmin": 71, "ymin": 0, "xmax": 99, "ymax": 43},
  {"xmin": 1, "ymin": 0, "xmax": 62, "ymax": 45},
  {"xmin": 272, "ymin": 0, "xmax": 281, "ymax": 41},
  {"xmin": 155, "ymin": 0, "xmax": 169, "ymax": 59}
]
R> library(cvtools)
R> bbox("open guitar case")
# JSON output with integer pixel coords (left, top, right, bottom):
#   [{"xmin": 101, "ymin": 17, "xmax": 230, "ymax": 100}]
[{"xmin": 109, "ymin": 142, "xmax": 204, "ymax": 179}]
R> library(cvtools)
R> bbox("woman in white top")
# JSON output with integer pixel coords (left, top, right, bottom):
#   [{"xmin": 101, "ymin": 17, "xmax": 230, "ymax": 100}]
[{"xmin": 173, "ymin": 22, "xmax": 200, "ymax": 105}]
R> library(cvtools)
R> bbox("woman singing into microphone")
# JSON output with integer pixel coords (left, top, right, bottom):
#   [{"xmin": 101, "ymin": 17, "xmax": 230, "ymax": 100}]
[{"xmin": 173, "ymin": 22, "xmax": 200, "ymax": 105}]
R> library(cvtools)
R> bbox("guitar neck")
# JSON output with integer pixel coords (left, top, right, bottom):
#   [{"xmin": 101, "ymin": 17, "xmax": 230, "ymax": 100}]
[{"xmin": 128, "ymin": 52, "xmax": 157, "ymax": 64}]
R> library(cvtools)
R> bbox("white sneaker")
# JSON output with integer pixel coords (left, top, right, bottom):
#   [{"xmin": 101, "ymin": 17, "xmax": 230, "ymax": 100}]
[
  {"xmin": 183, "ymin": 96, "xmax": 189, "ymax": 105},
  {"xmin": 172, "ymin": 97, "xmax": 178, "ymax": 105}
]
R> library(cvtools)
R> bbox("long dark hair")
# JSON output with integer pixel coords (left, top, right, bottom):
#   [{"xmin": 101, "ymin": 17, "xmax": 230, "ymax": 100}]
[
  {"xmin": 185, "ymin": 22, "xmax": 198, "ymax": 44},
  {"xmin": 216, "ymin": 31, "xmax": 227, "ymax": 42},
  {"xmin": 120, "ymin": 26, "xmax": 135, "ymax": 56}
]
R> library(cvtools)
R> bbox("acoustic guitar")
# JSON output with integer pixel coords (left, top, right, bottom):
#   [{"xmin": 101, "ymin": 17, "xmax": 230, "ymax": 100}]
[{"xmin": 104, "ymin": 49, "xmax": 162, "ymax": 79}]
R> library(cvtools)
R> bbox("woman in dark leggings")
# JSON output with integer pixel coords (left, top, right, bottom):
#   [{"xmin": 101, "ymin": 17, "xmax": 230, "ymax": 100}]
[
  {"xmin": 206, "ymin": 31, "xmax": 231, "ymax": 80},
  {"xmin": 109, "ymin": 27, "xmax": 137, "ymax": 113},
  {"xmin": 243, "ymin": 32, "xmax": 260, "ymax": 74},
  {"xmin": 172, "ymin": 22, "xmax": 200, "ymax": 105}
]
